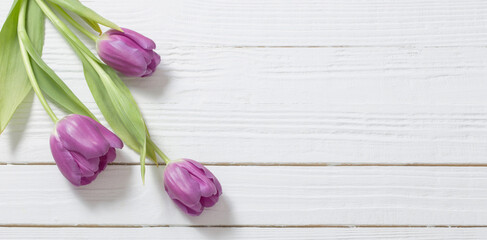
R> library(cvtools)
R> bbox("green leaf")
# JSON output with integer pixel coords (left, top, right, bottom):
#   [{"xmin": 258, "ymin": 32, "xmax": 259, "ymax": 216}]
[
  {"xmin": 103, "ymin": 65, "xmax": 156, "ymax": 161},
  {"xmin": 35, "ymin": 0, "xmax": 157, "ymax": 178},
  {"xmin": 0, "ymin": 1, "xmax": 26, "ymax": 133},
  {"xmin": 25, "ymin": 0, "xmax": 44, "ymax": 52},
  {"xmin": 33, "ymin": 62, "xmax": 96, "ymax": 119},
  {"xmin": 8, "ymin": 0, "xmax": 20, "ymax": 14},
  {"xmin": 33, "ymin": 0, "xmax": 102, "ymax": 65},
  {"xmin": 81, "ymin": 16, "xmax": 102, "ymax": 35},
  {"xmin": 146, "ymin": 129, "xmax": 158, "ymax": 166},
  {"xmin": 0, "ymin": 0, "xmax": 45, "ymax": 133},
  {"xmin": 79, "ymin": 55, "xmax": 157, "ymax": 180},
  {"xmin": 74, "ymin": 47, "xmax": 156, "ymax": 158},
  {"xmin": 46, "ymin": 0, "xmax": 121, "ymax": 31},
  {"xmin": 140, "ymin": 136, "xmax": 147, "ymax": 183},
  {"xmin": 19, "ymin": 31, "xmax": 96, "ymax": 120},
  {"xmin": 79, "ymin": 56, "xmax": 138, "ymax": 148},
  {"xmin": 18, "ymin": 0, "xmax": 94, "ymax": 119}
]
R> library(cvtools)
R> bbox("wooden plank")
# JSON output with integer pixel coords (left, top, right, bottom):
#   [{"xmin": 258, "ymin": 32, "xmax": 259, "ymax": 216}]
[
  {"xmin": 2, "ymin": 0, "xmax": 486, "ymax": 47},
  {"xmin": 2, "ymin": 227, "xmax": 487, "ymax": 239},
  {"xmin": 2, "ymin": 165, "xmax": 487, "ymax": 225},
  {"xmin": 1, "ymin": 47, "xmax": 487, "ymax": 164}
]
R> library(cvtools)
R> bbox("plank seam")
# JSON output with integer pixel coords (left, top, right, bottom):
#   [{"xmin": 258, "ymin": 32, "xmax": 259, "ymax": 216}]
[
  {"xmin": 51, "ymin": 45, "xmax": 487, "ymax": 48},
  {"xmin": 3, "ymin": 162, "xmax": 487, "ymax": 167},
  {"xmin": 2, "ymin": 224, "xmax": 487, "ymax": 228}
]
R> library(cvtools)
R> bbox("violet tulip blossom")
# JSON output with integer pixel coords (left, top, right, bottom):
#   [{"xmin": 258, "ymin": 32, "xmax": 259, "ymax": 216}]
[
  {"xmin": 164, "ymin": 159, "xmax": 222, "ymax": 216},
  {"xmin": 50, "ymin": 114, "xmax": 123, "ymax": 186},
  {"xmin": 96, "ymin": 28, "xmax": 160, "ymax": 77}
]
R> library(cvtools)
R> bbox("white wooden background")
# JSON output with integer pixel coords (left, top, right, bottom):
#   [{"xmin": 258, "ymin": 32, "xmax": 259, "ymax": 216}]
[{"xmin": 1, "ymin": 0, "xmax": 487, "ymax": 239}]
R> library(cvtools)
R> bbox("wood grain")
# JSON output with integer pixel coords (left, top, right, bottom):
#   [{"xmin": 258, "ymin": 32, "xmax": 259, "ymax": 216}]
[
  {"xmin": 1, "ymin": 47, "xmax": 487, "ymax": 164},
  {"xmin": 3, "ymin": 0, "xmax": 486, "ymax": 47},
  {"xmin": 1, "ymin": 0, "xmax": 487, "ymax": 237},
  {"xmin": 2, "ymin": 165, "xmax": 487, "ymax": 226},
  {"xmin": 2, "ymin": 227, "xmax": 487, "ymax": 239},
  {"xmin": 3, "ymin": 0, "xmax": 487, "ymax": 47}
]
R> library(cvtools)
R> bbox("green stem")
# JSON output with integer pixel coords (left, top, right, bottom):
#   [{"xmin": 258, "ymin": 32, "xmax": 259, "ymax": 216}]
[
  {"xmin": 34, "ymin": 0, "xmax": 101, "ymax": 63},
  {"xmin": 149, "ymin": 139, "xmax": 171, "ymax": 164},
  {"xmin": 83, "ymin": 54, "xmax": 168, "ymax": 166},
  {"xmin": 79, "ymin": 49, "xmax": 167, "ymax": 165},
  {"xmin": 51, "ymin": 4, "xmax": 98, "ymax": 42},
  {"xmin": 82, "ymin": 47, "xmax": 171, "ymax": 166},
  {"xmin": 17, "ymin": 0, "xmax": 59, "ymax": 122},
  {"xmin": 36, "ymin": 0, "xmax": 172, "ymax": 166}
]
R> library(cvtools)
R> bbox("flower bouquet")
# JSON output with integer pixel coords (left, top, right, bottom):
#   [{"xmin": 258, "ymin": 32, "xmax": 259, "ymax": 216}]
[{"xmin": 0, "ymin": 0, "xmax": 221, "ymax": 216}]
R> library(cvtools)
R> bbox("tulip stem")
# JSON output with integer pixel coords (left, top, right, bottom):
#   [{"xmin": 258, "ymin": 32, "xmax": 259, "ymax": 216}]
[
  {"xmin": 17, "ymin": 0, "xmax": 59, "ymax": 123},
  {"xmin": 51, "ymin": 4, "xmax": 99, "ymax": 42},
  {"xmin": 35, "ymin": 0, "xmax": 101, "ymax": 63},
  {"xmin": 149, "ymin": 139, "xmax": 171, "ymax": 164}
]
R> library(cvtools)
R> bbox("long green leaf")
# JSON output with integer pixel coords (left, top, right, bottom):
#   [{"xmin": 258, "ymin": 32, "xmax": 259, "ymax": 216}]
[
  {"xmin": 46, "ymin": 0, "xmax": 121, "ymax": 31},
  {"xmin": 8, "ymin": 0, "xmax": 20, "ymax": 14},
  {"xmin": 80, "ymin": 55, "xmax": 155, "ymax": 179},
  {"xmin": 81, "ymin": 16, "xmax": 102, "ymax": 35},
  {"xmin": 0, "ymin": 0, "xmax": 45, "ymax": 134},
  {"xmin": 140, "ymin": 136, "xmax": 147, "ymax": 184},
  {"xmin": 19, "ymin": 35, "xmax": 95, "ymax": 119},
  {"xmin": 34, "ymin": 0, "xmax": 157, "ymax": 179},
  {"xmin": 25, "ymin": 0, "xmax": 44, "ymax": 52},
  {"xmin": 19, "ymin": 0, "xmax": 95, "ymax": 119},
  {"xmin": 103, "ymin": 65, "xmax": 156, "ymax": 161},
  {"xmin": 70, "ymin": 38, "xmax": 154, "ymax": 151}
]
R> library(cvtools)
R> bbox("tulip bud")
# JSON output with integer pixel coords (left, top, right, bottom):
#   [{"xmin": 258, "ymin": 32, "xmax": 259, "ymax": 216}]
[
  {"xmin": 50, "ymin": 114, "xmax": 123, "ymax": 186},
  {"xmin": 164, "ymin": 159, "xmax": 222, "ymax": 216},
  {"xmin": 96, "ymin": 28, "xmax": 160, "ymax": 77}
]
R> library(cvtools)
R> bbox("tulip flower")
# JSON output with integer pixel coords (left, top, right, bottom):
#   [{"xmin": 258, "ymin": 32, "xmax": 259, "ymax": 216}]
[
  {"xmin": 50, "ymin": 114, "xmax": 123, "ymax": 186},
  {"xmin": 96, "ymin": 28, "xmax": 161, "ymax": 77},
  {"xmin": 164, "ymin": 159, "xmax": 222, "ymax": 216}
]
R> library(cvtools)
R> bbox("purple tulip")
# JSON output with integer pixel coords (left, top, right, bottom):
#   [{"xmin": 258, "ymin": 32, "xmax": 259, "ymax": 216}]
[
  {"xmin": 96, "ymin": 28, "xmax": 160, "ymax": 77},
  {"xmin": 164, "ymin": 159, "xmax": 222, "ymax": 216},
  {"xmin": 50, "ymin": 114, "xmax": 123, "ymax": 186}
]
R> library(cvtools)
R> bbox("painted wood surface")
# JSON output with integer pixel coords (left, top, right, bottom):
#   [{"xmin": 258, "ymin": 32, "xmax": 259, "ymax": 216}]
[
  {"xmin": 1, "ymin": 165, "xmax": 487, "ymax": 226},
  {"xmin": 2, "ymin": 47, "xmax": 487, "ymax": 164},
  {"xmin": 1, "ymin": 0, "xmax": 481, "ymax": 47},
  {"xmin": 1, "ymin": 0, "xmax": 486, "ymax": 239},
  {"xmin": 2, "ymin": 227, "xmax": 487, "ymax": 240}
]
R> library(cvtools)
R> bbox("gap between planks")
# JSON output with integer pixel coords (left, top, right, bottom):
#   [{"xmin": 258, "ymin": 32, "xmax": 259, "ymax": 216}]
[
  {"xmin": 3, "ymin": 162, "xmax": 487, "ymax": 167},
  {"xmin": 192, "ymin": 45, "xmax": 487, "ymax": 48},
  {"xmin": 2, "ymin": 224, "xmax": 487, "ymax": 228}
]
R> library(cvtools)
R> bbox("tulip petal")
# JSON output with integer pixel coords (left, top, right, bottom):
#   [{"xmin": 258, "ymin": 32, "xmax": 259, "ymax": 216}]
[
  {"xmin": 184, "ymin": 165, "xmax": 217, "ymax": 197},
  {"xmin": 200, "ymin": 195, "xmax": 219, "ymax": 208},
  {"xmin": 99, "ymin": 148, "xmax": 116, "ymax": 172},
  {"xmin": 163, "ymin": 159, "xmax": 223, "ymax": 215},
  {"xmin": 142, "ymin": 52, "xmax": 161, "ymax": 77},
  {"xmin": 50, "ymin": 135, "xmax": 82, "ymax": 186},
  {"xmin": 104, "ymin": 147, "xmax": 117, "ymax": 163},
  {"xmin": 56, "ymin": 115, "xmax": 110, "ymax": 159},
  {"xmin": 164, "ymin": 164, "xmax": 201, "ymax": 206},
  {"xmin": 97, "ymin": 123, "xmax": 123, "ymax": 149},
  {"xmin": 77, "ymin": 162, "xmax": 96, "ymax": 177},
  {"xmin": 97, "ymin": 37, "xmax": 150, "ymax": 76},
  {"xmin": 72, "ymin": 151, "xmax": 100, "ymax": 176},
  {"xmin": 172, "ymin": 199, "xmax": 204, "ymax": 216},
  {"xmin": 80, "ymin": 173, "xmax": 100, "ymax": 186},
  {"xmin": 119, "ymin": 28, "xmax": 156, "ymax": 50},
  {"xmin": 185, "ymin": 159, "xmax": 222, "ymax": 195},
  {"xmin": 151, "ymin": 52, "xmax": 161, "ymax": 67},
  {"xmin": 97, "ymin": 28, "xmax": 160, "ymax": 77}
]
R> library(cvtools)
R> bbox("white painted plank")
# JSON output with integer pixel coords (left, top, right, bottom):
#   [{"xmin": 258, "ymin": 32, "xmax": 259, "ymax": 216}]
[
  {"xmin": 2, "ymin": 0, "xmax": 487, "ymax": 46},
  {"xmin": 2, "ymin": 165, "xmax": 487, "ymax": 225},
  {"xmin": 2, "ymin": 227, "xmax": 487, "ymax": 240},
  {"xmin": 42, "ymin": 47, "xmax": 487, "ymax": 107},
  {"xmin": 1, "ymin": 47, "xmax": 487, "ymax": 164}
]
